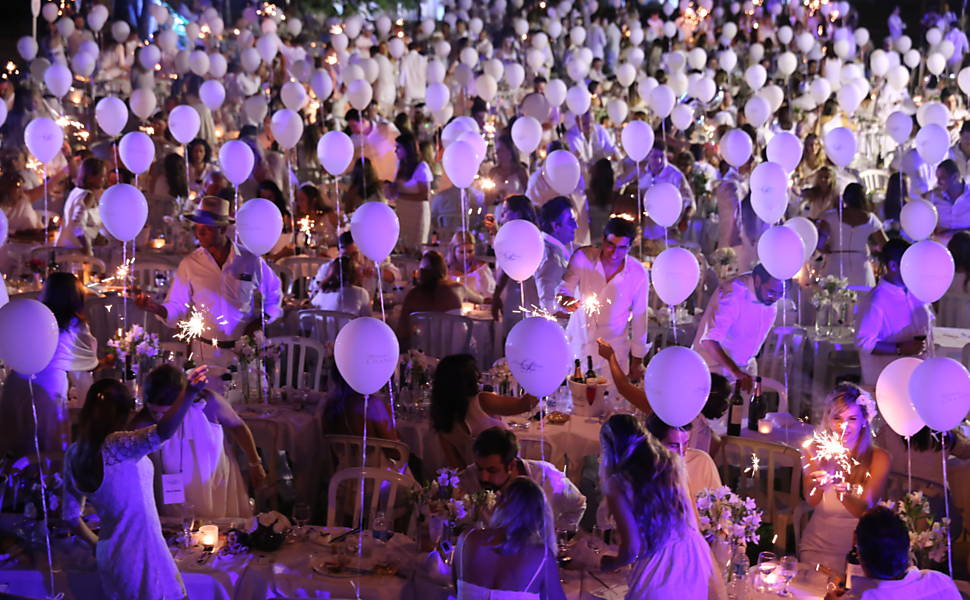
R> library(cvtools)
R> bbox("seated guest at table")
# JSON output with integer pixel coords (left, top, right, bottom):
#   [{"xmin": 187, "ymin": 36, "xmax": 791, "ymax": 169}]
[
  {"xmin": 535, "ymin": 196, "xmax": 578, "ymax": 314},
  {"xmin": 397, "ymin": 250, "xmax": 462, "ymax": 349},
  {"xmin": 457, "ymin": 477, "xmax": 567, "ymax": 600},
  {"xmin": 855, "ymin": 239, "xmax": 933, "ymax": 386},
  {"xmin": 929, "ymin": 159, "xmax": 970, "ymax": 238},
  {"xmin": 597, "ymin": 337, "xmax": 731, "ymax": 454},
  {"xmin": 309, "ymin": 255, "xmax": 372, "ymax": 316},
  {"xmin": 939, "ymin": 231, "xmax": 970, "ymax": 327},
  {"xmin": 131, "ymin": 364, "xmax": 262, "ymax": 519},
  {"xmin": 0, "ymin": 164, "xmax": 43, "ymax": 238},
  {"xmin": 322, "ymin": 362, "xmax": 398, "ymax": 440},
  {"xmin": 817, "ymin": 182, "xmax": 888, "ymax": 288},
  {"xmin": 823, "ymin": 506, "xmax": 960, "ymax": 600},
  {"xmin": 0, "ymin": 272, "xmax": 98, "ymax": 457},
  {"xmin": 136, "ymin": 196, "xmax": 284, "ymax": 371},
  {"xmin": 309, "ymin": 231, "xmax": 400, "ymax": 302},
  {"xmin": 431, "ymin": 354, "xmax": 537, "ymax": 469},
  {"xmin": 644, "ymin": 414, "xmax": 722, "ymax": 502},
  {"xmin": 598, "ymin": 414, "xmax": 722, "ymax": 599},
  {"xmin": 691, "ymin": 264, "xmax": 786, "ymax": 391},
  {"xmin": 458, "ymin": 427, "xmax": 586, "ymax": 533},
  {"xmin": 800, "ymin": 384, "xmax": 890, "ymax": 574},
  {"xmin": 63, "ymin": 369, "xmax": 207, "ymax": 600},
  {"xmin": 446, "ymin": 231, "xmax": 495, "ymax": 304},
  {"xmin": 56, "ymin": 156, "xmax": 106, "ymax": 255}
]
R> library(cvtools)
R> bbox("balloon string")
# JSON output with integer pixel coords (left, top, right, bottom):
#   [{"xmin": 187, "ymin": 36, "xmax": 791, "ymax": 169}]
[
  {"xmin": 460, "ymin": 187, "xmax": 468, "ymax": 281},
  {"xmin": 113, "ymin": 141, "xmax": 120, "ymax": 181},
  {"xmin": 358, "ymin": 393, "xmax": 369, "ymax": 592},
  {"xmin": 287, "ymin": 156, "xmax": 297, "ymax": 252},
  {"xmin": 906, "ymin": 435, "xmax": 912, "ymax": 492},
  {"xmin": 837, "ymin": 193, "xmax": 844, "ymax": 280},
  {"xmin": 335, "ymin": 176, "xmax": 343, "ymax": 290},
  {"xmin": 27, "ymin": 377, "xmax": 56, "ymax": 599},
  {"xmin": 184, "ymin": 145, "xmax": 191, "ymax": 213},
  {"xmin": 122, "ymin": 241, "xmax": 128, "ymax": 330},
  {"xmin": 635, "ymin": 161, "xmax": 642, "ymax": 258},
  {"xmin": 43, "ymin": 166, "xmax": 49, "ymax": 247},
  {"xmin": 377, "ymin": 269, "xmax": 396, "ymax": 430},
  {"xmin": 942, "ymin": 433, "xmax": 953, "ymax": 575}
]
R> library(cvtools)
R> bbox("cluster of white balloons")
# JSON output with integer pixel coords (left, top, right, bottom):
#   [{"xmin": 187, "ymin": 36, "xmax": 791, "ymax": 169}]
[{"xmin": 877, "ymin": 356, "xmax": 970, "ymax": 436}]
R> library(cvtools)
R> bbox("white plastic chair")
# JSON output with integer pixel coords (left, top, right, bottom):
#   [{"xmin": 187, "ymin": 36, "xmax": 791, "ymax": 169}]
[
  {"xmin": 267, "ymin": 336, "xmax": 327, "ymax": 391},
  {"xmin": 409, "ymin": 311, "xmax": 474, "ymax": 358},
  {"xmin": 859, "ymin": 168, "xmax": 889, "ymax": 196},
  {"xmin": 518, "ymin": 436, "xmax": 556, "ymax": 466},
  {"xmin": 297, "ymin": 309, "xmax": 354, "ymax": 345},
  {"xmin": 129, "ymin": 260, "xmax": 176, "ymax": 298},
  {"xmin": 936, "ymin": 296, "xmax": 970, "ymax": 328},
  {"xmin": 324, "ymin": 434, "xmax": 411, "ymax": 475},
  {"xmin": 325, "ymin": 467, "xmax": 417, "ymax": 531},
  {"xmin": 30, "ymin": 249, "xmax": 107, "ymax": 279},
  {"xmin": 277, "ymin": 256, "xmax": 328, "ymax": 300}
]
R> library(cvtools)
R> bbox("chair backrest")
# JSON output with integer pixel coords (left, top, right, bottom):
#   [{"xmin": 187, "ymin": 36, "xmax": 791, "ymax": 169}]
[
  {"xmin": 518, "ymin": 436, "xmax": 555, "ymax": 466},
  {"xmin": 297, "ymin": 309, "xmax": 354, "ymax": 345},
  {"xmin": 326, "ymin": 467, "xmax": 416, "ymax": 531},
  {"xmin": 718, "ymin": 436, "xmax": 802, "ymax": 521},
  {"xmin": 277, "ymin": 256, "xmax": 328, "ymax": 300},
  {"xmin": 885, "ymin": 472, "xmax": 946, "ymax": 503},
  {"xmin": 129, "ymin": 261, "xmax": 176, "ymax": 298},
  {"xmin": 758, "ymin": 326, "xmax": 807, "ymax": 417},
  {"xmin": 859, "ymin": 169, "xmax": 889, "ymax": 196},
  {"xmin": 267, "ymin": 335, "xmax": 327, "ymax": 390},
  {"xmin": 40, "ymin": 251, "xmax": 107, "ymax": 279},
  {"xmin": 409, "ymin": 311, "xmax": 474, "ymax": 358},
  {"xmin": 324, "ymin": 434, "xmax": 411, "ymax": 475},
  {"xmin": 936, "ymin": 296, "xmax": 970, "ymax": 328},
  {"xmin": 84, "ymin": 296, "xmax": 173, "ymax": 349}
]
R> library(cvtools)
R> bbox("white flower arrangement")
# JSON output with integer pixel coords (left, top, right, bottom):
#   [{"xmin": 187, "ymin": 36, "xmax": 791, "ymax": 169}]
[
  {"xmin": 107, "ymin": 325, "xmax": 161, "ymax": 376},
  {"xmin": 812, "ymin": 275, "xmax": 857, "ymax": 307},
  {"xmin": 413, "ymin": 468, "xmax": 468, "ymax": 526},
  {"xmin": 696, "ymin": 486, "xmax": 763, "ymax": 547},
  {"xmin": 880, "ymin": 491, "xmax": 950, "ymax": 565}
]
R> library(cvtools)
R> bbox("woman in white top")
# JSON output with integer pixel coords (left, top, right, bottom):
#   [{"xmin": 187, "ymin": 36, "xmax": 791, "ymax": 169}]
[
  {"xmin": 446, "ymin": 231, "xmax": 495, "ymax": 304},
  {"xmin": 0, "ymin": 167, "xmax": 42, "ymax": 234},
  {"xmin": 57, "ymin": 157, "xmax": 106, "ymax": 254},
  {"xmin": 457, "ymin": 478, "xmax": 566, "ymax": 600},
  {"xmin": 0, "ymin": 273, "xmax": 98, "ymax": 457},
  {"xmin": 938, "ymin": 232, "xmax": 970, "ymax": 327},
  {"xmin": 818, "ymin": 183, "xmax": 888, "ymax": 288},
  {"xmin": 799, "ymin": 384, "xmax": 890, "ymax": 573},
  {"xmin": 388, "ymin": 131, "xmax": 432, "ymax": 252},
  {"xmin": 310, "ymin": 255, "xmax": 372, "ymax": 317},
  {"xmin": 186, "ymin": 139, "xmax": 215, "ymax": 198}
]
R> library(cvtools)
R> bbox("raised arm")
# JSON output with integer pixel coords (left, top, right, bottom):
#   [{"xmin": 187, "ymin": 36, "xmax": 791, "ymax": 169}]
[
  {"xmin": 156, "ymin": 366, "xmax": 209, "ymax": 441},
  {"xmin": 597, "ymin": 338, "xmax": 650, "ymax": 413}
]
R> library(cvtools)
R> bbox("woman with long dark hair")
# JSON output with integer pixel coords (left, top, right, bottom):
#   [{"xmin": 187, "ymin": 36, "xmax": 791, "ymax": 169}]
[
  {"xmin": 63, "ymin": 369, "xmax": 207, "ymax": 600},
  {"xmin": 0, "ymin": 273, "xmax": 98, "ymax": 456},
  {"xmin": 186, "ymin": 138, "xmax": 213, "ymax": 197},
  {"xmin": 342, "ymin": 158, "xmax": 385, "ymax": 212},
  {"xmin": 309, "ymin": 255, "xmax": 372, "ymax": 316},
  {"xmin": 396, "ymin": 251, "xmax": 462, "ymax": 347},
  {"xmin": 389, "ymin": 131, "xmax": 433, "ymax": 252}
]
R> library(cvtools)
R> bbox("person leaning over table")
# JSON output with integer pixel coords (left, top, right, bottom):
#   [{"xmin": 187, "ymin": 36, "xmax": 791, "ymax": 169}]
[
  {"xmin": 823, "ymin": 506, "xmax": 960, "ymax": 600},
  {"xmin": 458, "ymin": 427, "xmax": 586, "ymax": 533},
  {"xmin": 136, "ymin": 196, "xmax": 283, "ymax": 371}
]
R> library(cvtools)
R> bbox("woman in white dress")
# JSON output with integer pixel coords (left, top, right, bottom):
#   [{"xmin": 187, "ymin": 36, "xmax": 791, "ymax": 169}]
[
  {"xmin": 818, "ymin": 183, "xmax": 888, "ymax": 288},
  {"xmin": 389, "ymin": 132, "xmax": 432, "ymax": 252},
  {"xmin": 446, "ymin": 231, "xmax": 496, "ymax": 304},
  {"xmin": 799, "ymin": 384, "xmax": 890, "ymax": 573},
  {"xmin": 457, "ymin": 477, "xmax": 566, "ymax": 600},
  {"xmin": 598, "ymin": 414, "xmax": 723, "ymax": 600},
  {"xmin": 56, "ymin": 157, "xmax": 106, "ymax": 254},
  {"xmin": 0, "ymin": 273, "xmax": 98, "ymax": 457},
  {"xmin": 309, "ymin": 255, "xmax": 372, "ymax": 317},
  {"xmin": 63, "ymin": 368, "xmax": 208, "ymax": 600}
]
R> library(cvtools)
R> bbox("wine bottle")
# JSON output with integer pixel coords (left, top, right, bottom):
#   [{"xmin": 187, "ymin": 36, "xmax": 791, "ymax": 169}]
[
  {"xmin": 844, "ymin": 546, "xmax": 863, "ymax": 590},
  {"xmin": 584, "ymin": 355, "xmax": 597, "ymax": 382},
  {"xmin": 727, "ymin": 380, "xmax": 744, "ymax": 436},
  {"xmin": 572, "ymin": 359, "xmax": 584, "ymax": 383},
  {"xmin": 748, "ymin": 376, "xmax": 766, "ymax": 432}
]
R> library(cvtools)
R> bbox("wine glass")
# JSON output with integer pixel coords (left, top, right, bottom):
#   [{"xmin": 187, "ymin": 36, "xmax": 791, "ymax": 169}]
[
  {"xmin": 292, "ymin": 502, "xmax": 311, "ymax": 540},
  {"xmin": 777, "ymin": 555, "xmax": 798, "ymax": 596},
  {"xmin": 756, "ymin": 551, "xmax": 778, "ymax": 592},
  {"xmin": 181, "ymin": 503, "xmax": 196, "ymax": 549}
]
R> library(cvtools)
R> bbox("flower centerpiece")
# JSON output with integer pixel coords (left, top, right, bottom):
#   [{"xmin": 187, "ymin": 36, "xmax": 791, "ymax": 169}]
[
  {"xmin": 413, "ymin": 468, "xmax": 469, "ymax": 549},
  {"xmin": 880, "ymin": 491, "xmax": 949, "ymax": 567},
  {"xmin": 237, "ymin": 330, "xmax": 281, "ymax": 402},
  {"xmin": 107, "ymin": 325, "xmax": 161, "ymax": 381},
  {"xmin": 696, "ymin": 486, "xmax": 763, "ymax": 574},
  {"xmin": 811, "ymin": 275, "xmax": 857, "ymax": 338}
]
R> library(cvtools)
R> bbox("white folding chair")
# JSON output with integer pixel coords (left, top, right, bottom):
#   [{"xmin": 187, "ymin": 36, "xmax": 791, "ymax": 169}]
[
  {"xmin": 718, "ymin": 436, "xmax": 802, "ymax": 552},
  {"xmin": 936, "ymin": 296, "xmax": 970, "ymax": 328},
  {"xmin": 326, "ymin": 467, "xmax": 417, "ymax": 531},
  {"xmin": 31, "ymin": 248, "xmax": 107, "ymax": 280},
  {"xmin": 277, "ymin": 256, "xmax": 328, "ymax": 300},
  {"xmin": 859, "ymin": 168, "xmax": 889, "ymax": 196},
  {"xmin": 324, "ymin": 434, "xmax": 411, "ymax": 475},
  {"xmin": 129, "ymin": 260, "xmax": 176, "ymax": 299},
  {"xmin": 409, "ymin": 311, "xmax": 474, "ymax": 358},
  {"xmin": 518, "ymin": 436, "xmax": 556, "ymax": 466},
  {"xmin": 267, "ymin": 336, "xmax": 327, "ymax": 391},
  {"xmin": 297, "ymin": 309, "xmax": 354, "ymax": 345}
]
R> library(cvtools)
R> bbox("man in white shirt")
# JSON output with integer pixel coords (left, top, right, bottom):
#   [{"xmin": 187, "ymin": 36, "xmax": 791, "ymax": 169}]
[
  {"xmin": 535, "ymin": 197, "xmax": 578, "ymax": 313},
  {"xmin": 564, "ymin": 111, "xmax": 617, "ymax": 167},
  {"xmin": 691, "ymin": 265, "xmax": 786, "ymax": 391},
  {"xmin": 137, "ymin": 197, "xmax": 283, "ymax": 369},
  {"xmin": 947, "ymin": 122, "xmax": 970, "ymax": 179},
  {"xmin": 929, "ymin": 159, "xmax": 970, "ymax": 237},
  {"xmin": 458, "ymin": 427, "xmax": 586, "ymax": 532},
  {"xmin": 398, "ymin": 46, "xmax": 428, "ymax": 104},
  {"xmin": 856, "ymin": 239, "xmax": 933, "ymax": 386},
  {"xmin": 558, "ymin": 217, "xmax": 649, "ymax": 379},
  {"xmin": 824, "ymin": 506, "xmax": 960, "ymax": 600}
]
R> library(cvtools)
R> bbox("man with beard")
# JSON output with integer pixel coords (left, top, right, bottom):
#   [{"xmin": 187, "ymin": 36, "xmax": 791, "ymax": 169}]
[{"xmin": 458, "ymin": 427, "xmax": 586, "ymax": 533}]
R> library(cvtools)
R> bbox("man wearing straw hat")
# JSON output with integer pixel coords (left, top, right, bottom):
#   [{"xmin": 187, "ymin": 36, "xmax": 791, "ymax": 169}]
[{"xmin": 136, "ymin": 196, "xmax": 283, "ymax": 371}]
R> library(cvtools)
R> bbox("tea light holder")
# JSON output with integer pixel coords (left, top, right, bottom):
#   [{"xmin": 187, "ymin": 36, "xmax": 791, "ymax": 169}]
[
  {"xmin": 757, "ymin": 419, "xmax": 773, "ymax": 435},
  {"xmin": 149, "ymin": 238, "xmax": 166, "ymax": 250},
  {"xmin": 199, "ymin": 524, "xmax": 219, "ymax": 549}
]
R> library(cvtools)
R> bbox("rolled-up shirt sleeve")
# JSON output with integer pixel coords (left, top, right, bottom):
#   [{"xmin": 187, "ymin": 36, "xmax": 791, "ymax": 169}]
[
  {"xmin": 557, "ymin": 248, "xmax": 586, "ymax": 301},
  {"xmin": 700, "ymin": 286, "xmax": 740, "ymax": 346}
]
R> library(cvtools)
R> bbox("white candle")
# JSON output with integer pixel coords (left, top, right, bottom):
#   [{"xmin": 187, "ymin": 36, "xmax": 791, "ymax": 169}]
[
  {"xmin": 758, "ymin": 419, "xmax": 773, "ymax": 434},
  {"xmin": 199, "ymin": 524, "xmax": 218, "ymax": 547}
]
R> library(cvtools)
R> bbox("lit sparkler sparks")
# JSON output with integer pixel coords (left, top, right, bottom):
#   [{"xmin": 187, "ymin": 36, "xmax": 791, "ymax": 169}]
[
  {"xmin": 175, "ymin": 308, "xmax": 207, "ymax": 343},
  {"xmin": 298, "ymin": 215, "xmax": 315, "ymax": 238},
  {"xmin": 478, "ymin": 177, "xmax": 496, "ymax": 191},
  {"xmin": 515, "ymin": 304, "xmax": 559, "ymax": 322},
  {"xmin": 744, "ymin": 453, "xmax": 760, "ymax": 476},
  {"xmin": 802, "ymin": 427, "xmax": 860, "ymax": 496},
  {"xmin": 106, "ymin": 258, "xmax": 134, "ymax": 285}
]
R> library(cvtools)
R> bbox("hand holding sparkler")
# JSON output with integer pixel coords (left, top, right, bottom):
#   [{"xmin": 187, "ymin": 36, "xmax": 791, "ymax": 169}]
[
  {"xmin": 558, "ymin": 294, "xmax": 580, "ymax": 313},
  {"xmin": 135, "ymin": 293, "xmax": 168, "ymax": 320}
]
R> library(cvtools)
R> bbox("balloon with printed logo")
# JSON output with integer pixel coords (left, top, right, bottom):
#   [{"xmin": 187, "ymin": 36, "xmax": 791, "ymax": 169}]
[
  {"xmin": 910, "ymin": 358, "xmax": 970, "ymax": 431},
  {"xmin": 886, "ymin": 111, "xmax": 913, "ymax": 145},
  {"xmin": 495, "ymin": 219, "xmax": 545, "ymax": 283},
  {"xmin": 25, "ymin": 117, "xmax": 63, "ymax": 164},
  {"xmin": 334, "ymin": 317, "xmax": 400, "ymax": 395},
  {"xmin": 876, "ymin": 357, "xmax": 925, "ymax": 437},
  {"xmin": 823, "ymin": 127, "xmax": 856, "ymax": 167},
  {"xmin": 750, "ymin": 162, "xmax": 789, "ymax": 223},
  {"xmin": 505, "ymin": 317, "xmax": 571, "ymax": 397}
]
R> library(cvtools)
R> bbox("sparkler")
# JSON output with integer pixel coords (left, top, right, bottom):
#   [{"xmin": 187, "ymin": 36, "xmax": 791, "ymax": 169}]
[
  {"xmin": 744, "ymin": 453, "xmax": 761, "ymax": 476},
  {"xmin": 175, "ymin": 307, "xmax": 207, "ymax": 343},
  {"xmin": 515, "ymin": 304, "xmax": 559, "ymax": 322},
  {"xmin": 802, "ymin": 427, "xmax": 860, "ymax": 497},
  {"xmin": 298, "ymin": 216, "xmax": 315, "ymax": 239},
  {"xmin": 105, "ymin": 258, "xmax": 134, "ymax": 285}
]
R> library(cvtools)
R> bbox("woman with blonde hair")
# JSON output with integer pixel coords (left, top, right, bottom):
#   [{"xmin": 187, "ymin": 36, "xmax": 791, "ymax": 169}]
[
  {"xmin": 445, "ymin": 231, "xmax": 495, "ymax": 304},
  {"xmin": 456, "ymin": 477, "xmax": 565, "ymax": 600},
  {"xmin": 799, "ymin": 383, "xmax": 891, "ymax": 573}
]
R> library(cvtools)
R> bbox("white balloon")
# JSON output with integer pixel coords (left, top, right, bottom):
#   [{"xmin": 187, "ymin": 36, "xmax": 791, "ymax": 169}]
[
  {"xmin": 886, "ymin": 111, "xmax": 913, "ymax": 144},
  {"xmin": 870, "ymin": 49, "xmax": 889, "ymax": 77},
  {"xmin": 901, "ymin": 240, "xmax": 954, "ymax": 303},
  {"xmin": 475, "ymin": 74, "xmax": 498, "ymax": 102},
  {"xmin": 310, "ymin": 69, "xmax": 334, "ymax": 101},
  {"xmin": 915, "ymin": 124, "xmax": 950, "ymax": 165},
  {"xmin": 95, "ymin": 96, "xmax": 128, "ymax": 137},
  {"xmin": 778, "ymin": 26, "xmax": 793, "ymax": 45},
  {"xmin": 607, "ymin": 99, "xmax": 629, "ymax": 125},
  {"xmin": 743, "ymin": 95, "xmax": 771, "ymax": 127},
  {"xmin": 87, "ymin": 4, "xmax": 109, "ymax": 31},
  {"xmin": 317, "ymin": 131, "xmax": 354, "ymax": 176},
  {"xmin": 718, "ymin": 49, "xmax": 738, "ymax": 72},
  {"xmin": 70, "ymin": 51, "xmax": 95, "ymax": 78},
  {"xmin": 645, "ymin": 347, "xmax": 711, "ymax": 427},
  {"xmin": 615, "ymin": 63, "xmax": 636, "ymax": 87},
  {"xmin": 346, "ymin": 79, "xmax": 373, "ymax": 110},
  {"xmin": 188, "ymin": 50, "xmax": 209, "ymax": 76},
  {"xmin": 647, "ymin": 85, "xmax": 675, "ymax": 119},
  {"xmin": 111, "ymin": 20, "xmax": 130, "ymax": 43},
  {"xmin": 784, "ymin": 217, "xmax": 819, "ymax": 262},
  {"xmin": 959, "ymin": 67, "xmax": 970, "ymax": 96},
  {"xmin": 904, "ymin": 49, "xmax": 921, "ymax": 69},
  {"xmin": 0, "ymin": 300, "xmax": 59, "ymax": 375},
  {"xmin": 426, "ymin": 59, "xmax": 446, "ymax": 84},
  {"xmin": 270, "ymin": 109, "xmax": 303, "ymax": 150},
  {"xmin": 236, "ymin": 198, "xmax": 283, "ymax": 255},
  {"xmin": 495, "ymin": 219, "xmax": 545, "ymax": 283},
  {"xmin": 511, "ymin": 116, "xmax": 542, "ymax": 155},
  {"xmin": 505, "ymin": 63, "xmax": 525, "ymax": 89},
  {"xmin": 692, "ymin": 77, "xmax": 717, "ymax": 103},
  {"xmin": 644, "ymin": 182, "xmax": 682, "ymax": 228},
  {"xmin": 388, "ymin": 38, "xmax": 406, "ymax": 59},
  {"xmin": 241, "ymin": 47, "xmax": 261, "ymax": 73},
  {"xmin": 543, "ymin": 150, "xmax": 581, "ymax": 195},
  {"xmin": 44, "ymin": 62, "xmax": 72, "ymax": 99},
  {"xmin": 750, "ymin": 162, "xmax": 789, "ymax": 223},
  {"xmin": 669, "ymin": 104, "xmax": 693, "ymax": 131},
  {"xmin": 823, "ymin": 127, "xmax": 857, "ymax": 167},
  {"xmin": 99, "ymin": 183, "xmax": 148, "ymax": 242},
  {"xmin": 917, "ymin": 102, "xmax": 949, "ymax": 128},
  {"xmin": 566, "ymin": 84, "xmax": 591, "ymax": 115},
  {"xmin": 351, "ymin": 201, "xmax": 400, "ymax": 263},
  {"xmin": 24, "ymin": 117, "xmax": 63, "ymax": 164},
  {"xmin": 157, "ymin": 30, "xmax": 178, "ymax": 53},
  {"xmin": 777, "ymin": 52, "xmax": 797, "ymax": 76},
  {"xmin": 484, "ymin": 58, "xmax": 504, "ymax": 81},
  {"xmin": 443, "ymin": 140, "xmax": 481, "ymax": 189},
  {"xmin": 757, "ymin": 226, "xmax": 804, "ymax": 279},
  {"xmin": 198, "ymin": 80, "xmax": 225, "ymax": 111},
  {"xmin": 256, "ymin": 34, "xmax": 280, "ymax": 63},
  {"xmin": 460, "ymin": 47, "xmax": 479, "ymax": 68},
  {"xmin": 622, "ymin": 121, "xmax": 654, "ymax": 162},
  {"xmin": 767, "ymin": 131, "xmax": 803, "ymax": 174},
  {"xmin": 900, "ymin": 199, "xmax": 939, "ymax": 241},
  {"xmin": 744, "ymin": 64, "xmax": 767, "ymax": 90},
  {"xmin": 887, "ymin": 65, "xmax": 909, "ymax": 90},
  {"xmin": 17, "ymin": 37, "xmax": 38, "ymax": 61},
  {"xmin": 243, "ymin": 95, "xmax": 268, "ymax": 126},
  {"xmin": 169, "ymin": 105, "xmax": 201, "ymax": 144},
  {"xmin": 334, "ymin": 317, "xmax": 400, "ymax": 395},
  {"xmin": 836, "ymin": 84, "xmax": 862, "ymax": 114},
  {"xmin": 286, "ymin": 17, "xmax": 303, "ymax": 37},
  {"xmin": 810, "ymin": 77, "xmax": 832, "ymax": 104},
  {"xmin": 138, "ymin": 44, "xmax": 161, "ymax": 71},
  {"xmin": 218, "ymin": 140, "xmax": 255, "ymax": 185},
  {"xmin": 545, "ymin": 79, "xmax": 567, "ymax": 107},
  {"xmin": 926, "ymin": 27, "xmax": 943, "ymax": 46},
  {"xmin": 118, "ymin": 131, "xmax": 154, "ymax": 175},
  {"xmin": 280, "ymin": 81, "xmax": 307, "ymax": 111},
  {"xmin": 0, "ymin": 102, "xmax": 6, "ymax": 129},
  {"xmin": 719, "ymin": 129, "xmax": 753, "ymax": 167},
  {"xmin": 505, "ymin": 317, "xmax": 571, "ymax": 397},
  {"xmin": 910, "ymin": 358, "xmax": 970, "ymax": 431},
  {"xmin": 652, "ymin": 247, "xmax": 699, "ymax": 305},
  {"xmin": 876, "ymin": 357, "xmax": 925, "ymax": 437}
]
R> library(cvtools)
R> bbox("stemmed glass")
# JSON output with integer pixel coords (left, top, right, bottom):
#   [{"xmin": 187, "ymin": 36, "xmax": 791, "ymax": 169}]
[
  {"xmin": 777, "ymin": 555, "xmax": 798, "ymax": 596},
  {"xmin": 181, "ymin": 503, "xmax": 196, "ymax": 549},
  {"xmin": 292, "ymin": 502, "xmax": 311, "ymax": 541},
  {"xmin": 756, "ymin": 551, "xmax": 778, "ymax": 592}
]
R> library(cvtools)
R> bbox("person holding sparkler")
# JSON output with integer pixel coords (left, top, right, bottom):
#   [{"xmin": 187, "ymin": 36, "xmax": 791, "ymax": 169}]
[{"xmin": 800, "ymin": 383, "xmax": 890, "ymax": 574}]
